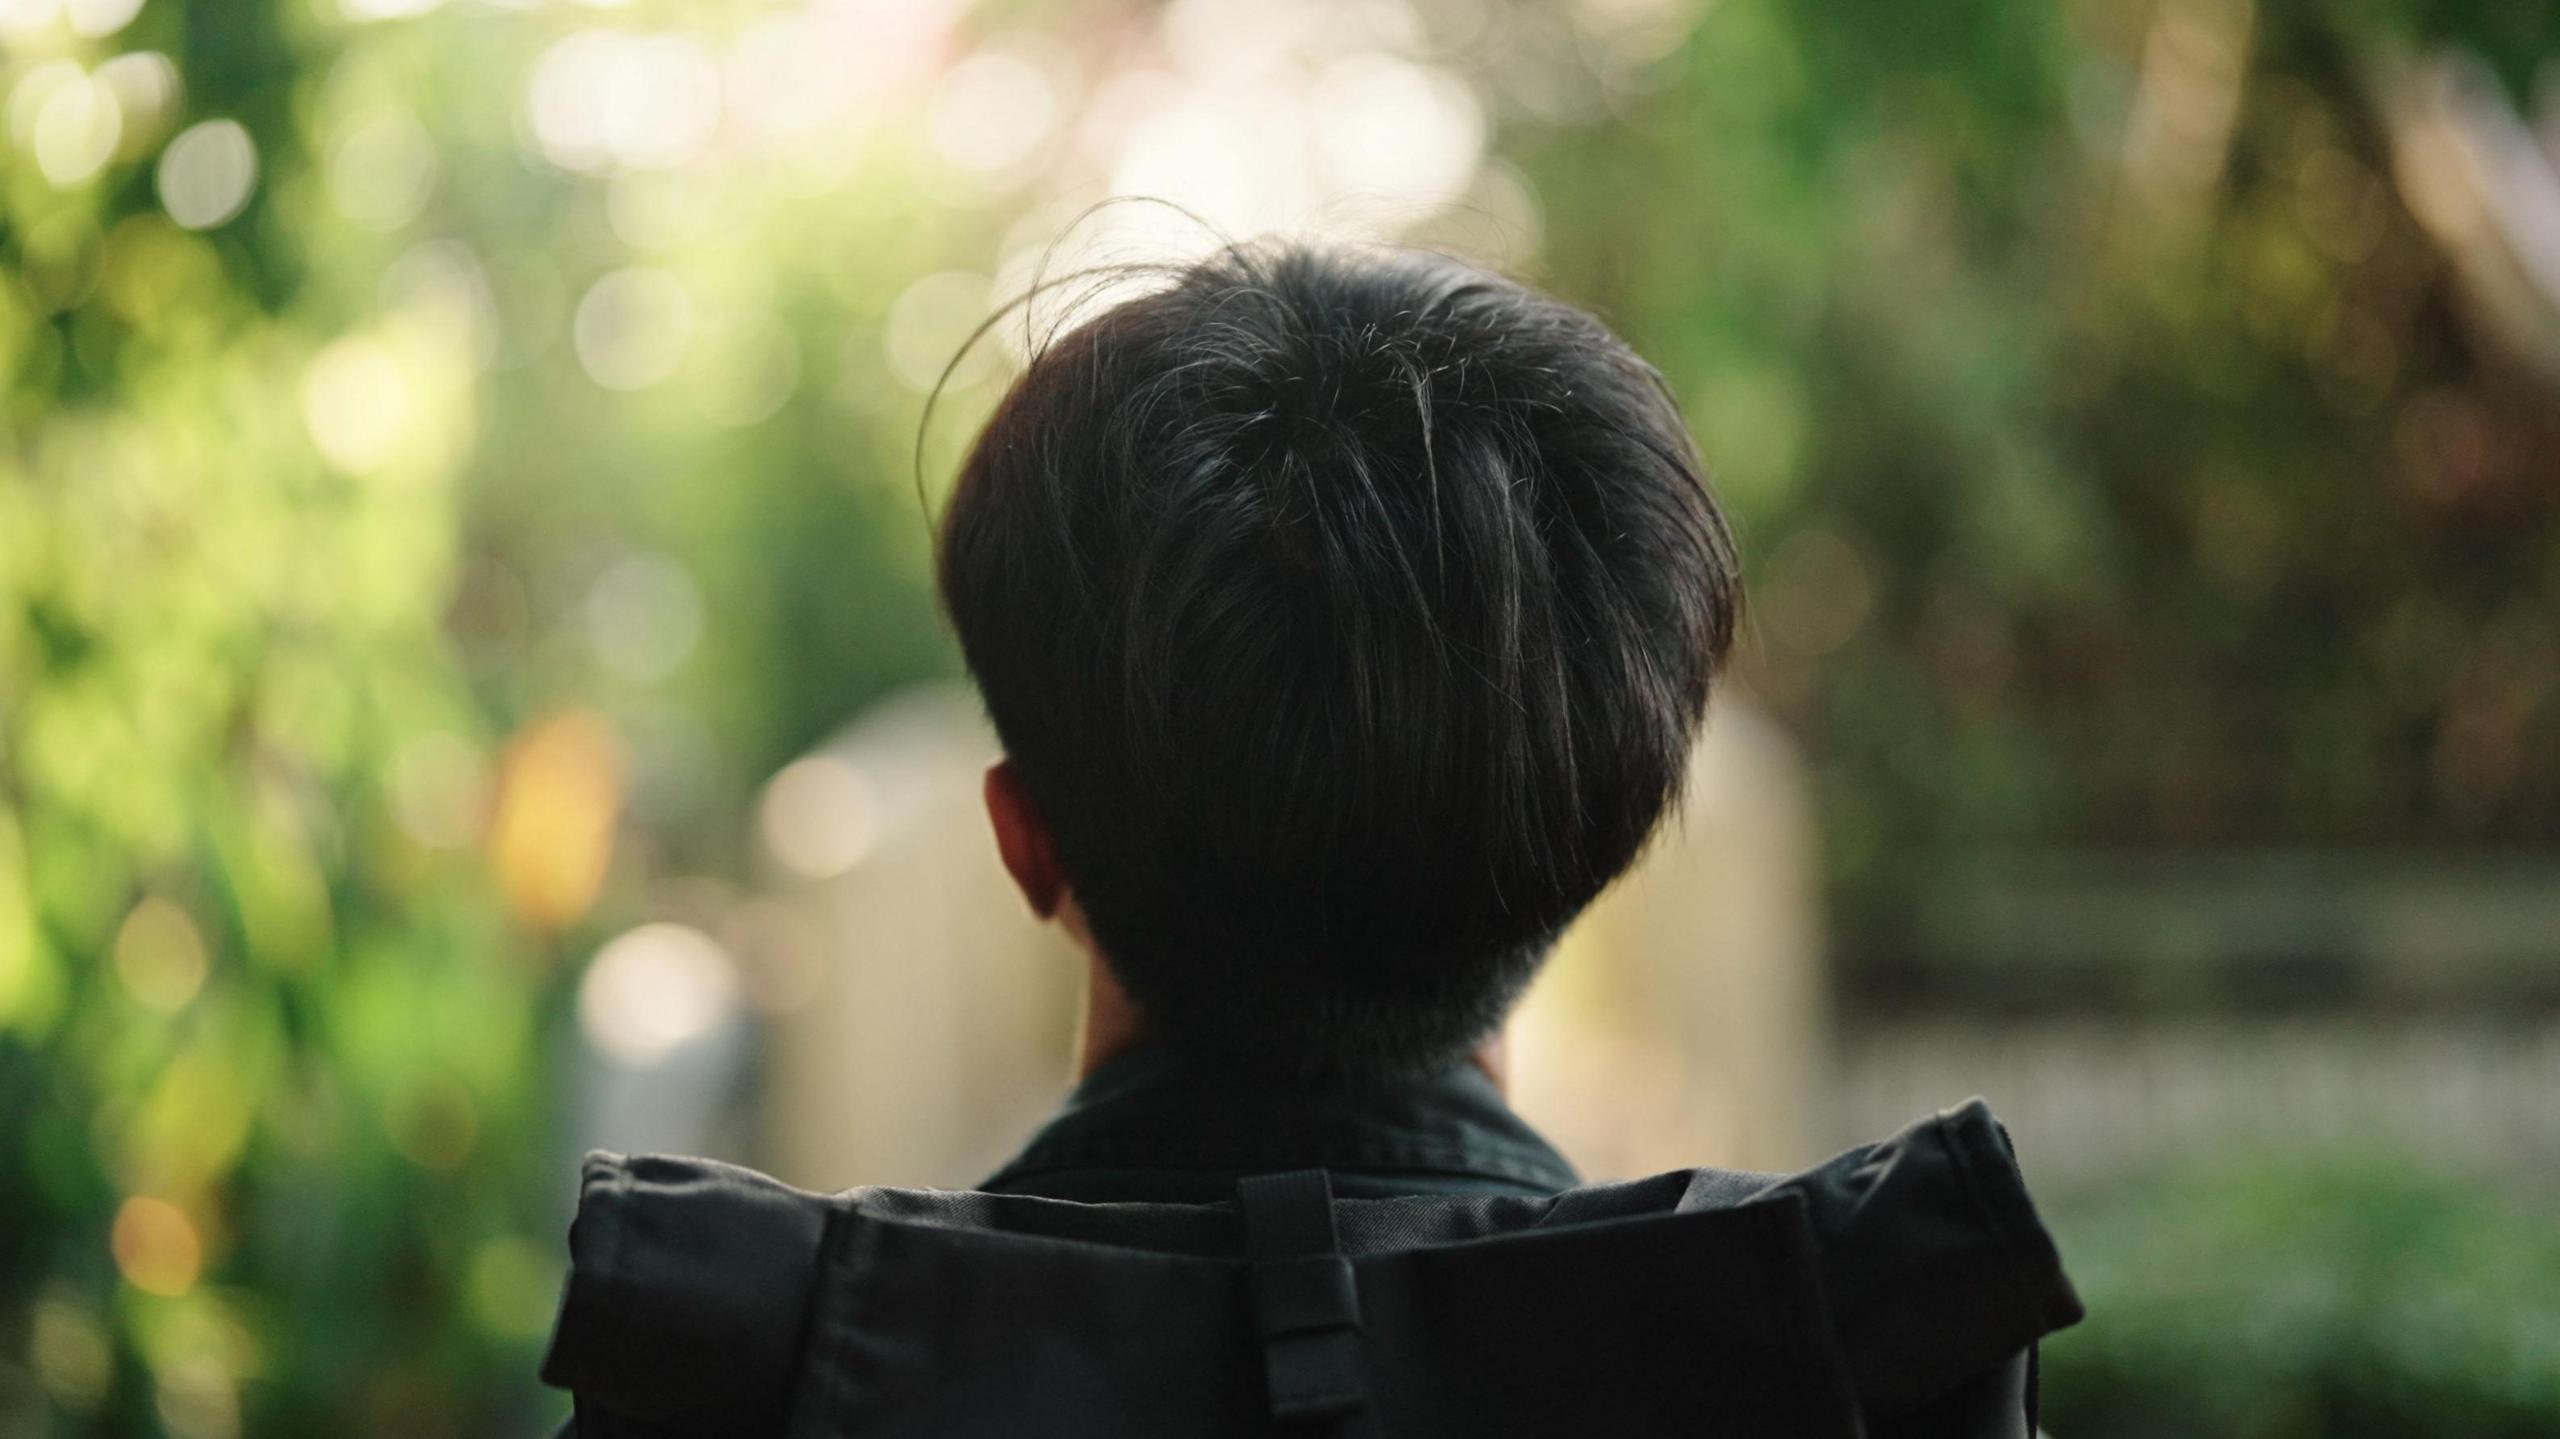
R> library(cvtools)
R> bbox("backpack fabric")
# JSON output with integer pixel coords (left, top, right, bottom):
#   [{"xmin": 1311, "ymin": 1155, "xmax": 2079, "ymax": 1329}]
[{"xmin": 541, "ymin": 1099, "xmax": 2081, "ymax": 1437}]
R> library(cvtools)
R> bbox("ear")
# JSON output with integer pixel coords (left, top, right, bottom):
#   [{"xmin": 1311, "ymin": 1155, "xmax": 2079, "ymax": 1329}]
[{"xmin": 984, "ymin": 758, "xmax": 1066, "ymax": 920}]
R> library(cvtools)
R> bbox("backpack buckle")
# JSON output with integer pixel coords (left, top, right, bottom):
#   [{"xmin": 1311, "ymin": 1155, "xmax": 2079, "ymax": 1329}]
[{"xmin": 1238, "ymin": 1169, "xmax": 1370, "ymax": 1422}]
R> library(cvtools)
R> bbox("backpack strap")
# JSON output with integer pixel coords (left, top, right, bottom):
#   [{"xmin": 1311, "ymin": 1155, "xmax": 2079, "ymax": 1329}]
[{"xmin": 1237, "ymin": 1169, "xmax": 1376, "ymax": 1435}]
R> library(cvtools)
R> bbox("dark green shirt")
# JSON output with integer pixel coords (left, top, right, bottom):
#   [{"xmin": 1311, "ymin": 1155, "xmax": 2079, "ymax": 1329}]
[{"xmin": 980, "ymin": 1043, "xmax": 1581, "ymax": 1203}]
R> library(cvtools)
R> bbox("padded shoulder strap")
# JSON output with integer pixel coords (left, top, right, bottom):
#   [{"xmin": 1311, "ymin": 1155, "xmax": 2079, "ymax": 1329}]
[
  {"xmin": 541, "ymin": 1152, "xmax": 831, "ymax": 1434},
  {"xmin": 1738, "ymin": 1099, "xmax": 2083, "ymax": 1424}
]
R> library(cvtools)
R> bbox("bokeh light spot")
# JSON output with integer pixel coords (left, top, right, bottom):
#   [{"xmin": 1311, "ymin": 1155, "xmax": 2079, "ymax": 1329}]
[
  {"xmin": 113, "ymin": 896, "xmax": 209, "ymax": 1014},
  {"xmin": 468, "ymin": 1235, "xmax": 560, "ymax": 1341},
  {"xmin": 759, "ymin": 755, "xmax": 878, "ymax": 880},
  {"xmin": 488, "ymin": 711, "xmax": 623, "ymax": 933},
  {"xmin": 386, "ymin": 1075, "xmax": 478, "ymax": 1171},
  {"xmin": 527, "ymin": 30, "xmax": 721, "ymax": 174},
  {"xmin": 30, "ymin": 1295, "xmax": 112, "ymax": 1409},
  {"xmin": 8, "ymin": 60, "xmax": 81, "ymax": 146},
  {"xmin": 340, "ymin": 0, "xmax": 443, "ymax": 20},
  {"xmin": 927, "ymin": 50, "xmax": 1060, "ymax": 174},
  {"xmin": 95, "ymin": 52, "xmax": 180, "ymax": 159},
  {"xmin": 577, "ymin": 922, "xmax": 739, "ymax": 1066},
  {"xmin": 154, "ymin": 1356, "xmax": 240, "ymax": 1439},
  {"xmin": 882, "ymin": 269, "xmax": 993, "ymax": 393},
  {"xmin": 383, "ymin": 238, "xmax": 502, "ymax": 373},
  {"xmin": 156, "ymin": 119, "xmax": 259, "ymax": 230},
  {"xmin": 0, "ymin": 0, "xmax": 64, "ymax": 41},
  {"xmin": 1311, "ymin": 55, "xmax": 1484, "ymax": 212},
  {"xmin": 328, "ymin": 111, "xmax": 436, "ymax": 230},
  {"xmin": 691, "ymin": 311, "xmax": 802, "ymax": 428},
  {"xmin": 584, "ymin": 552, "xmax": 704, "ymax": 682},
  {"xmin": 33, "ymin": 71, "xmax": 122, "ymax": 186},
  {"xmin": 1761, "ymin": 529, "xmax": 1876, "ymax": 657},
  {"xmin": 111, "ymin": 1196, "xmax": 203, "ymax": 1298},
  {"xmin": 725, "ymin": 13, "xmax": 855, "ymax": 146},
  {"xmin": 303, "ymin": 335, "xmax": 416, "ymax": 474},
  {"xmin": 65, "ymin": 0, "xmax": 142, "ymax": 37},
  {"xmin": 574, "ymin": 266, "xmax": 694, "ymax": 391}
]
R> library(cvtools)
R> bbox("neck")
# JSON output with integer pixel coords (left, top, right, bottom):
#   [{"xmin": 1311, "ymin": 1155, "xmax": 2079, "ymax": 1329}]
[
  {"xmin": 1073, "ymin": 951, "xmax": 1510, "ymax": 1095},
  {"xmin": 1076, "ymin": 951, "xmax": 1149, "ymax": 1077}
]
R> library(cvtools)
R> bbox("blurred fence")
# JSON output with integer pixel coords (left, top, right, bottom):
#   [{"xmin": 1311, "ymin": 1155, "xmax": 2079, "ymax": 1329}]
[{"xmin": 1842, "ymin": 1017, "xmax": 2560, "ymax": 1198}]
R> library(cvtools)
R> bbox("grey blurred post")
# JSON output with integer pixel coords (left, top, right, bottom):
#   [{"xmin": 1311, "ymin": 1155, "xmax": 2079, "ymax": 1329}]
[
  {"xmin": 753, "ymin": 686, "xmax": 1079, "ymax": 1191},
  {"xmin": 1508, "ymin": 694, "xmax": 1829, "ymax": 1177}
]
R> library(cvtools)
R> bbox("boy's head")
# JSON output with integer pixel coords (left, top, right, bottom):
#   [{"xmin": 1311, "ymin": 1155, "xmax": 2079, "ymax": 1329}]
[{"xmin": 939, "ymin": 240, "xmax": 1737, "ymax": 1082}]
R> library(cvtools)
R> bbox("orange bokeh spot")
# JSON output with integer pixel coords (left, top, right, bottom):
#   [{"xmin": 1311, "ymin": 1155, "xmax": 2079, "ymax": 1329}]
[
  {"xmin": 111, "ymin": 1196, "xmax": 202, "ymax": 1298},
  {"xmin": 487, "ymin": 710, "xmax": 624, "ymax": 934}
]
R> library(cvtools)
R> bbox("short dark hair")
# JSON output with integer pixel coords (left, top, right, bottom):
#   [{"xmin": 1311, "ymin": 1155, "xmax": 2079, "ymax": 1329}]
[{"xmin": 938, "ymin": 240, "xmax": 1737, "ymax": 1080}]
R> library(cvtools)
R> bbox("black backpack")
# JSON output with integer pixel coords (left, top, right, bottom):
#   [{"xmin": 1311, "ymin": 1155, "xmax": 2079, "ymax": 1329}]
[{"xmin": 541, "ymin": 1099, "xmax": 2081, "ymax": 1437}]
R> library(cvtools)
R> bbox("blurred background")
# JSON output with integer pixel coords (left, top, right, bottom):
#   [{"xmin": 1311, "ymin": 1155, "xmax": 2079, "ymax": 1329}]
[{"xmin": 4, "ymin": 0, "xmax": 2558, "ymax": 1433}]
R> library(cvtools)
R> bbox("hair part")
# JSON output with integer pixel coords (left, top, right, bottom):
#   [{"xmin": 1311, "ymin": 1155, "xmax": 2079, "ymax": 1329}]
[{"xmin": 938, "ymin": 238, "xmax": 1737, "ymax": 1082}]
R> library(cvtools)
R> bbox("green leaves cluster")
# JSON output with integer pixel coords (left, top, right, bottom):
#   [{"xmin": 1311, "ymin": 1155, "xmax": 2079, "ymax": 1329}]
[
  {"xmin": 2042, "ymin": 1152, "xmax": 2560, "ymax": 1437},
  {"xmin": 1, "ymin": 6, "xmax": 547, "ymax": 1434}
]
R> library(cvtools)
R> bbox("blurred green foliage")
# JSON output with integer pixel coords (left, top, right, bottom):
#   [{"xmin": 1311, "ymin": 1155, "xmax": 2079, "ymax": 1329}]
[
  {"xmin": 2042, "ymin": 1154, "xmax": 2560, "ymax": 1437},
  {"xmin": 0, "ymin": 2, "xmax": 559, "ymax": 1431},
  {"xmin": 1525, "ymin": 0, "xmax": 2560, "ymax": 944},
  {"xmin": 1, "ymin": 0, "xmax": 966, "ymax": 1421},
  {"xmin": 0, "ymin": 0, "xmax": 2555, "ymax": 1433}
]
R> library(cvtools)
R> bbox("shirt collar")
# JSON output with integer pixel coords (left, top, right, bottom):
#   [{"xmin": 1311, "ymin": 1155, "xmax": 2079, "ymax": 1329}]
[{"xmin": 982, "ymin": 1042, "xmax": 1580, "ymax": 1201}]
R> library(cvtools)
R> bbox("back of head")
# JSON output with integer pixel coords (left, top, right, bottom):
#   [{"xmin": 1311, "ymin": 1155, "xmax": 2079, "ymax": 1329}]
[{"xmin": 939, "ymin": 240, "xmax": 1737, "ymax": 1082}]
